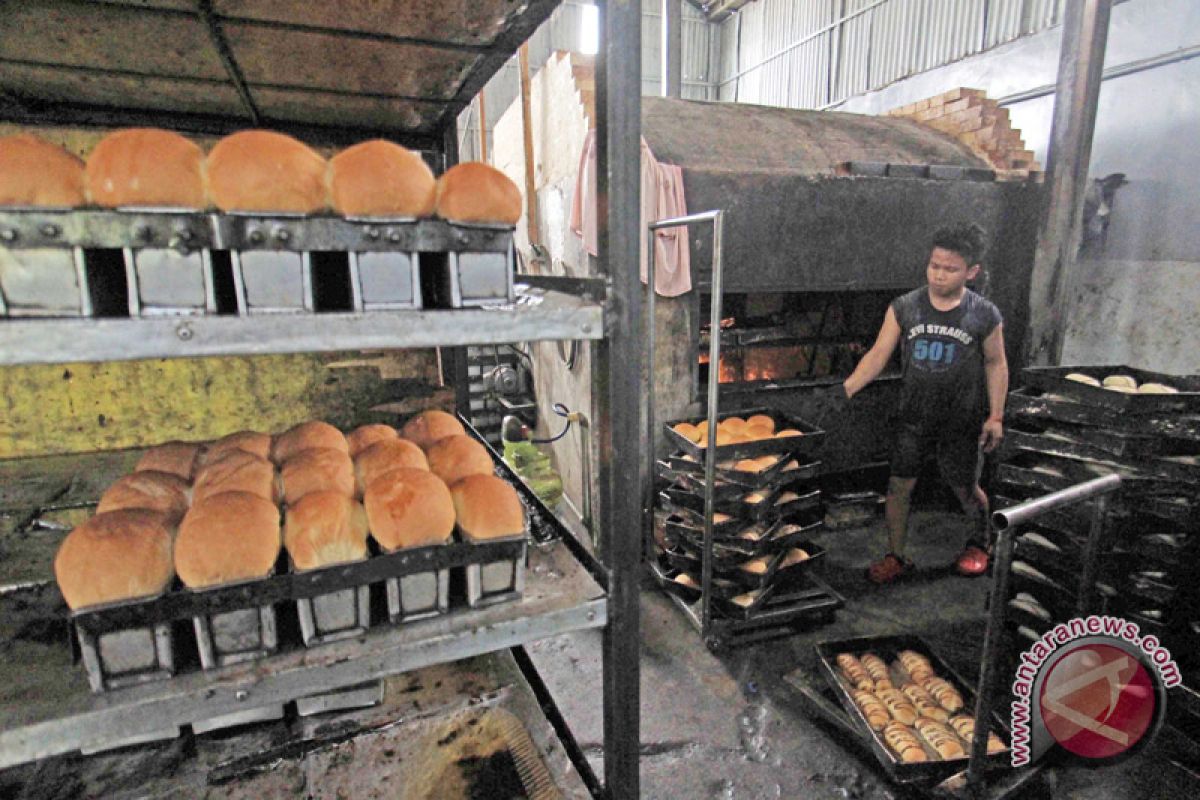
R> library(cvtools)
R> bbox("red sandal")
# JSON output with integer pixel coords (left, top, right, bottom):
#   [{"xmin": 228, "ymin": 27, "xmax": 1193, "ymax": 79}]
[{"xmin": 867, "ymin": 553, "xmax": 915, "ymax": 584}]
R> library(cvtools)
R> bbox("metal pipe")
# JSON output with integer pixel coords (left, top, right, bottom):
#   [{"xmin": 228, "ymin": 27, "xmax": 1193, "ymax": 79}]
[
  {"xmin": 1076, "ymin": 493, "xmax": 1111, "ymax": 616},
  {"xmin": 717, "ymin": 0, "xmax": 888, "ymax": 87},
  {"xmin": 662, "ymin": 0, "xmax": 682, "ymax": 98},
  {"xmin": 966, "ymin": 525, "xmax": 1016, "ymax": 787},
  {"xmin": 992, "ymin": 473, "xmax": 1121, "ymax": 530},
  {"xmin": 999, "ymin": 43, "xmax": 1200, "ymax": 106},
  {"xmin": 596, "ymin": 1, "xmax": 643, "ymax": 796},
  {"xmin": 1024, "ymin": 0, "xmax": 1114, "ymax": 367},
  {"xmin": 649, "ymin": 209, "xmax": 721, "ymax": 229},
  {"xmin": 646, "ymin": 224, "xmax": 658, "ymax": 564},
  {"xmin": 197, "ymin": 0, "xmax": 262, "ymax": 125}
]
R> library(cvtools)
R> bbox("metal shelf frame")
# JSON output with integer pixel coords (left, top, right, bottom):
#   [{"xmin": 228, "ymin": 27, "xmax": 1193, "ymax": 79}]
[{"xmin": 0, "ymin": 1, "xmax": 646, "ymax": 796}]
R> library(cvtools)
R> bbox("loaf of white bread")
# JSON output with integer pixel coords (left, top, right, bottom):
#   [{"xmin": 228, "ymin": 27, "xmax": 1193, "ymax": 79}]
[
  {"xmin": 346, "ymin": 423, "xmax": 399, "ymax": 459},
  {"xmin": 363, "ymin": 467, "xmax": 455, "ymax": 551},
  {"xmin": 0, "ymin": 134, "xmax": 86, "ymax": 208},
  {"xmin": 280, "ymin": 447, "xmax": 355, "ymax": 504},
  {"xmin": 135, "ymin": 441, "xmax": 202, "ymax": 481},
  {"xmin": 192, "ymin": 449, "xmax": 280, "ymax": 505},
  {"xmin": 400, "ymin": 409, "xmax": 465, "ymax": 451},
  {"xmin": 205, "ymin": 129, "xmax": 328, "ymax": 214},
  {"xmin": 450, "ymin": 474, "xmax": 525, "ymax": 542},
  {"xmin": 96, "ymin": 470, "xmax": 191, "ymax": 524},
  {"xmin": 54, "ymin": 509, "xmax": 176, "ymax": 609},
  {"xmin": 435, "ymin": 162, "xmax": 521, "ymax": 224},
  {"xmin": 354, "ymin": 437, "xmax": 429, "ymax": 496},
  {"xmin": 199, "ymin": 430, "xmax": 273, "ymax": 467},
  {"xmin": 271, "ymin": 420, "xmax": 349, "ymax": 465},
  {"xmin": 284, "ymin": 491, "xmax": 369, "ymax": 570},
  {"xmin": 329, "ymin": 139, "xmax": 436, "ymax": 218},
  {"xmin": 85, "ymin": 127, "xmax": 205, "ymax": 209},
  {"xmin": 175, "ymin": 491, "xmax": 281, "ymax": 588},
  {"xmin": 426, "ymin": 434, "xmax": 494, "ymax": 486}
]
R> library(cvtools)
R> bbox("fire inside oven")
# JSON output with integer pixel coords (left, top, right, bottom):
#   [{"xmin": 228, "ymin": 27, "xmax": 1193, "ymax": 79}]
[{"xmin": 697, "ymin": 291, "xmax": 898, "ymax": 391}]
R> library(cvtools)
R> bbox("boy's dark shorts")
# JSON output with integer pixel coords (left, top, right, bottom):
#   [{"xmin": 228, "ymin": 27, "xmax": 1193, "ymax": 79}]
[{"xmin": 890, "ymin": 421, "xmax": 981, "ymax": 487}]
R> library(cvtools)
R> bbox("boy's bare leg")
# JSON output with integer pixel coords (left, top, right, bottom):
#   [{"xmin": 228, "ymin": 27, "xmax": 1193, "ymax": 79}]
[{"xmin": 886, "ymin": 476, "xmax": 918, "ymax": 555}]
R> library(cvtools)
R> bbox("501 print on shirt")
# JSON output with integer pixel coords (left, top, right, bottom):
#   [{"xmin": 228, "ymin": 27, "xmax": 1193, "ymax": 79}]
[{"xmin": 906, "ymin": 323, "xmax": 975, "ymax": 374}]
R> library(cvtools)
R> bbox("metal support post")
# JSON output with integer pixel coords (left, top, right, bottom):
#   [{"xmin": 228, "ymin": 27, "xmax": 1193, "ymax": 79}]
[
  {"xmin": 596, "ymin": 1, "xmax": 643, "ymax": 797},
  {"xmin": 1025, "ymin": 0, "xmax": 1113, "ymax": 366},
  {"xmin": 1076, "ymin": 494, "xmax": 1110, "ymax": 615},
  {"xmin": 661, "ymin": 0, "xmax": 682, "ymax": 98}
]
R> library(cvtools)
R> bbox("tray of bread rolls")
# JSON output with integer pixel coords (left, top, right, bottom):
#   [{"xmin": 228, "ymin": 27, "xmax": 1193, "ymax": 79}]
[
  {"xmin": 664, "ymin": 407, "xmax": 825, "ymax": 460},
  {"xmin": 815, "ymin": 635, "xmax": 1011, "ymax": 784},
  {"xmin": 665, "ymin": 452, "xmax": 818, "ymax": 490},
  {"xmin": 0, "ymin": 130, "xmax": 520, "ymax": 320},
  {"xmin": 56, "ymin": 410, "xmax": 537, "ymax": 708},
  {"xmin": 1020, "ymin": 365, "xmax": 1200, "ymax": 414}
]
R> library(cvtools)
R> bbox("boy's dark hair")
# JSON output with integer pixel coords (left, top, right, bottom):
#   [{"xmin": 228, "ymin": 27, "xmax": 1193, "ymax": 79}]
[{"xmin": 932, "ymin": 223, "xmax": 986, "ymax": 266}]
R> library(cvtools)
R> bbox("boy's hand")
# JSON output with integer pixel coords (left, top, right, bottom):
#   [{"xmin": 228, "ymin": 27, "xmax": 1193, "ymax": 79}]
[{"xmin": 979, "ymin": 418, "xmax": 1004, "ymax": 453}]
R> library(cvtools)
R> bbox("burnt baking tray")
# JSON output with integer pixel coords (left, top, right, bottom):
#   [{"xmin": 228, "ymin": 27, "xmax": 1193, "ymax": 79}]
[
  {"xmin": 815, "ymin": 634, "xmax": 1011, "ymax": 784},
  {"xmin": 1007, "ymin": 387, "xmax": 1200, "ymax": 443},
  {"xmin": 663, "ymin": 407, "xmax": 825, "ymax": 460},
  {"xmin": 1006, "ymin": 429, "xmax": 1200, "ymax": 484},
  {"xmin": 1021, "ymin": 365, "xmax": 1200, "ymax": 414}
]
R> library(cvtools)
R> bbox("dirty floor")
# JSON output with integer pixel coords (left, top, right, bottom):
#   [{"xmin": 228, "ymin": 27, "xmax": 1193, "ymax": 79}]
[{"xmin": 526, "ymin": 509, "xmax": 1200, "ymax": 799}]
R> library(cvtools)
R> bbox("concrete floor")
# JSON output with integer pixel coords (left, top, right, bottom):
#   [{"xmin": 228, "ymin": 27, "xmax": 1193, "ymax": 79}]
[{"xmin": 526, "ymin": 509, "xmax": 1200, "ymax": 799}]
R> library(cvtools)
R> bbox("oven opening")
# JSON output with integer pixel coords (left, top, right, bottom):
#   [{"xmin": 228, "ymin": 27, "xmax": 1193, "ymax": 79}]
[{"xmin": 697, "ymin": 290, "xmax": 901, "ymax": 393}]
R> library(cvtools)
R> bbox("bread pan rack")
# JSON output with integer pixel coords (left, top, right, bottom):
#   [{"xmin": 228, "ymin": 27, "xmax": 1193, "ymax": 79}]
[
  {"xmin": 1020, "ymin": 365, "xmax": 1200, "ymax": 414},
  {"xmin": 814, "ymin": 634, "xmax": 1011, "ymax": 785}
]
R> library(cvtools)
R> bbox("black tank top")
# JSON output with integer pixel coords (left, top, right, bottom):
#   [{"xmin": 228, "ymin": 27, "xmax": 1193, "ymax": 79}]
[{"xmin": 890, "ymin": 287, "xmax": 1002, "ymax": 431}]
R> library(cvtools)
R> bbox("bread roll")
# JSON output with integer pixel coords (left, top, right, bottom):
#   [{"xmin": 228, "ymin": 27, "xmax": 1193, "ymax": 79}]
[
  {"xmin": 426, "ymin": 435, "xmax": 493, "ymax": 486},
  {"xmin": 922, "ymin": 676, "xmax": 964, "ymax": 713},
  {"xmin": 205, "ymin": 130, "xmax": 327, "ymax": 213},
  {"xmin": 450, "ymin": 474, "xmax": 525, "ymax": 541},
  {"xmin": 1138, "ymin": 382, "xmax": 1178, "ymax": 394},
  {"xmin": 85, "ymin": 128, "xmax": 205, "ymax": 208},
  {"xmin": 329, "ymin": 139, "xmax": 436, "ymax": 217},
  {"xmin": 434, "ymin": 162, "xmax": 521, "ymax": 224},
  {"xmin": 775, "ymin": 429, "xmax": 803, "ymax": 438},
  {"xmin": 97, "ymin": 471, "xmax": 191, "ymax": 523},
  {"xmin": 200, "ymin": 430, "xmax": 272, "ymax": 466},
  {"xmin": 883, "ymin": 721, "xmax": 927, "ymax": 763},
  {"xmin": 363, "ymin": 467, "xmax": 455, "ymax": 551},
  {"xmin": 836, "ymin": 653, "xmax": 874, "ymax": 692},
  {"xmin": 284, "ymin": 491, "xmax": 369, "ymax": 570},
  {"xmin": 947, "ymin": 716, "xmax": 1006, "ymax": 753},
  {"xmin": 135, "ymin": 441, "xmax": 201, "ymax": 481},
  {"xmin": 281, "ymin": 447, "xmax": 355, "ymax": 504},
  {"xmin": 673, "ymin": 422, "xmax": 701, "ymax": 443},
  {"xmin": 400, "ymin": 409, "xmax": 465, "ymax": 451},
  {"xmin": 1065, "ymin": 372, "xmax": 1101, "ymax": 387},
  {"xmin": 54, "ymin": 509, "xmax": 175, "ymax": 609},
  {"xmin": 718, "ymin": 417, "xmax": 746, "ymax": 434},
  {"xmin": 346, "ymin": 423, "xmax": 399, "ymax": 458},
  {"xmin": 860, "ymin": 653, "xmax": 891, "ymax": 684},
  {"xmin": 852, "ymin": 689, "xmax": 890, "ymax": 732},
  {"xmin": 901, "ymin": 682, "xmax": 949, "ymax": 722},
  {"xmin": 0, "ymin": 134, "xmax": 86, "ymax": 207},
  {"xmin": 354, "ymin": 437, "xmax": 429, "ymax": 495},
  {"xmin": 914, "ymin": 718, "xmax": 965, "ymax": 759},
  {"xmin": 271, "ymin": 420, "xmax": 348, "ymax": 464},
  {"xmin": 877, "ymin": 686, "xmax": 919, "ymax": 725},
  {"xmin": 193, "ymin": 450, "xmax": 279, "ymax": 504},
  {"xmin": 1102, "ymin": 374, "xmax": 1138, "ymax": 390},
  {"xmin": 898, "ymin": 649, "xmax": 934, "ymax": 683},
  {"xmin": 175, "ymin": 492, "xmax": 280, "ymax": 588},
  {"xmin": 746, "ymin": 414, "xmax": 775, "ymax": 433}
]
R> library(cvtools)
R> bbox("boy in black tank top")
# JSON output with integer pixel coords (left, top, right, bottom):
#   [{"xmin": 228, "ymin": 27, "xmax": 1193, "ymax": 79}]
[{"xmin": 839, "ymin": 224, "xmax": 1008, "ymax": 583}]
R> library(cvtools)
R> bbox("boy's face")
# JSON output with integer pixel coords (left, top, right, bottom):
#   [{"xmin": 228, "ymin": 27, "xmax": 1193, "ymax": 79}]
[{"xmin": 926, "ymin": 247, "xmax": 980, "ymax": 297}]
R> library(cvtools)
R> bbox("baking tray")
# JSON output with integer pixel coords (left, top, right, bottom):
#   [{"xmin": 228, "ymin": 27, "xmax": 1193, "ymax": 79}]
[
  {"xmin": 665, "ymin": 451, "xmax": 804, "ymax": 489},
  {"xmin": 649, "ymin": 559, "xmax": 702, "ymax": 604},
  {"xmin": 1007, "ymin": 387, "xmax": 1200, "ymax": 443},
  {"xmin": 660, "ymin": 506, "xmax": 743, "ymax": 539},
  {"xmin": 770, "ymin": 541, "xmax": 826, "ymax": 588},
  {"xmin": 661, "ymin": 480, "xmax": 781, "ymax": 521},
  {"xmin": 772, "ymin": 487, "xmax": 823, "ymax": 520},
  {"xmin": 1021, "ymin": 365, "xmax": 1200, "ymax": 414},
  {"xmin": 1006, "ymin": 428, "xmax": 1200, "ymax": 484},
  {"xmin": 663, "ymin": 406, "xmax": 825, "ymax": 460},
  {"xmin": 711, "ymin": 583, "xmax": 777, "ymax": 620},
  {"xmin": 815, "ymin": 634, "xmax": 1011, "ymax": 784},
  {"xmin": 462, "ymin": 530, "xmax": 527, "ymax": 608}
]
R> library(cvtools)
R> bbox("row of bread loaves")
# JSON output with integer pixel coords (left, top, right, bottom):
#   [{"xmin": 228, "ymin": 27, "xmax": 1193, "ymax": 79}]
[{"xmin": 0, "ymin": 129, "xmax": 520, "ymax": 223}]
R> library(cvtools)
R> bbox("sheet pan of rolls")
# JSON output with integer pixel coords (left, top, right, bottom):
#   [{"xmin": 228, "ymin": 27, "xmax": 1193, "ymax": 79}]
[
  {"xmin": 815, "ymin": 635, "xmax": 1010, "ymax": 783},
  {"xmin": 0, "ymin": 128, "xmax": 522, "ymax": 317},
  {"xmin": 54, "ymin": 409, "xmax": 531, "ymax": 695}
]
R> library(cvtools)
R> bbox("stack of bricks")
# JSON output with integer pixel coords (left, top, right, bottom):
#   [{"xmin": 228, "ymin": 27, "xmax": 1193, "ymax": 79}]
[{"xmin": 886, "ymin": 88, "xmax": 1042, "ymax": 181}]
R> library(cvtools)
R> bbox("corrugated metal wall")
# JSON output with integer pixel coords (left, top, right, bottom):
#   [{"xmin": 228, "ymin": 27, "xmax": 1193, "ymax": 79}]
[
  {"xmin": 459, "ymin": 0, "xmax": 720, "ymax": 161},
  {"xmin": 719, "ymin": 0, "xmax": 1069, "ymax": 107}
]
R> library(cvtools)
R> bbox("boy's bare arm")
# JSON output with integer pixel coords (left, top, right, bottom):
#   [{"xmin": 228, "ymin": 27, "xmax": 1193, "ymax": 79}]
[
  {"xmin": 980, "ymin": 324, "xmax": 1008, "ymax": 452},
  {"xmin": 844, "ymin": 306, "xmax": 902, "ymax": 399}
]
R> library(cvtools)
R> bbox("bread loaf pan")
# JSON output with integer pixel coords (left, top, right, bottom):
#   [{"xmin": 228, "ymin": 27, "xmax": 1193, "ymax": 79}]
[
  {"xmin": 297, "ymin": 585, "xmax": 372, "ymax": 646},
  {"xmin": 232, "ymin": 249, "xmax": 313, "ymax": 313},
  {"xmin": 349, "ymin": 250, "xmax": 422, "ymax": 310},
  {"xmin": 386, "ymin": 566, "xmax": 450, "ymax": 623},
  {"xmin": 666, "ymin": 451, "xmax": 794, "ymax": 489},
  {"xmin": 437, "ymin": 242, "xmax": 515, "ymax": 308},
  {"xmin": 462, "ymin": 529, "xmax": 526, "ymax": 608},
  {"xmin": 72, "ymin": 606, "xmax": 174, "ymax": 693},
  {"xmin": 1021, "ymin": 365, "xmax": 1200, "ymax": 414},
  {"xmin": 296, "ymin": 679, "xmax": 384, "ymax": 717},
  {"xmin": 123, "ymin": 246, "xmax": 214, "ymax": 316},
  {"xmin": 0, "ymin": 246, "xmax": 91, "ymax": 317},
  {"xmin": 191, "ymin": 600, "xmax": 284, "ymax": 734}
]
